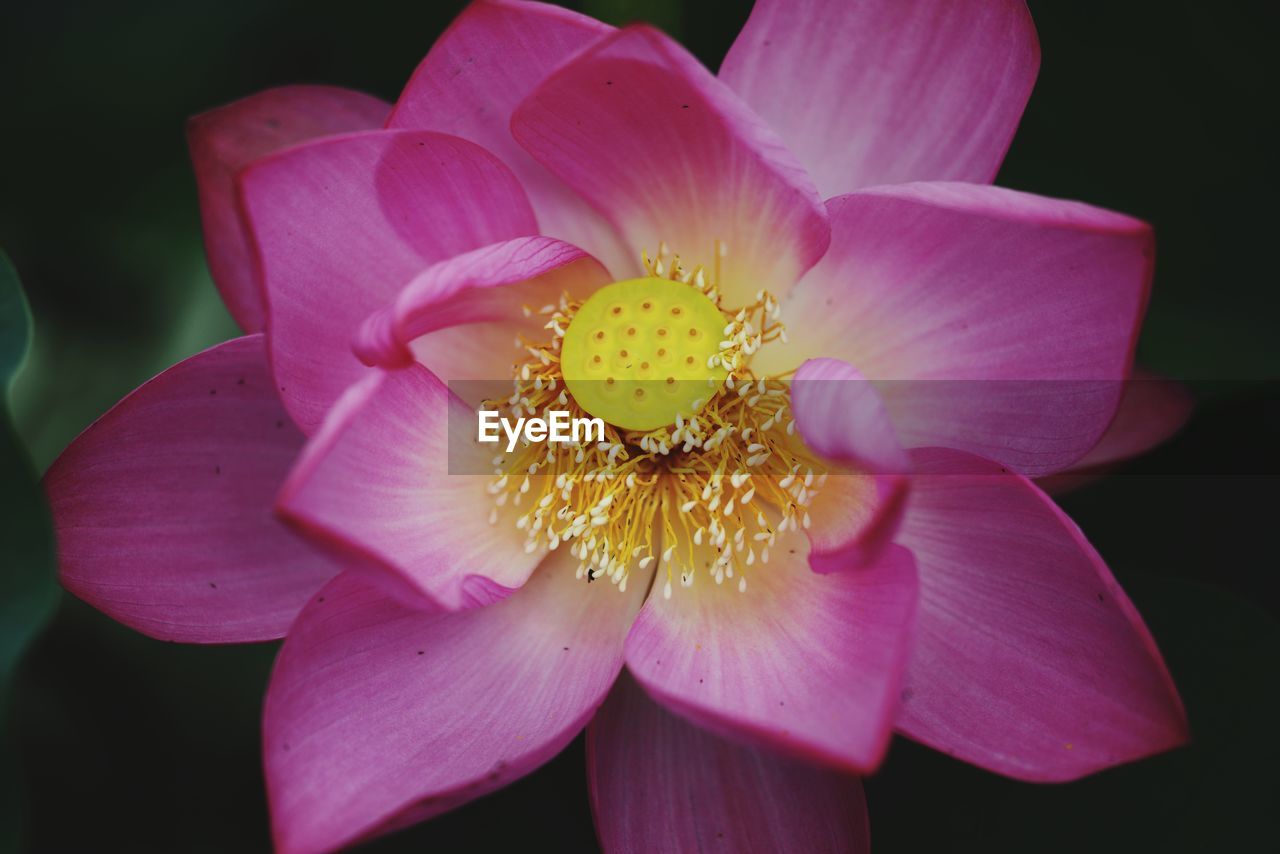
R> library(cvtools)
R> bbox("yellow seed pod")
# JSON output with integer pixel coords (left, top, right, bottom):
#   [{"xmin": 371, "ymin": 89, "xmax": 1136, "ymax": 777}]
[{"xmin": 561, "ymin": 278, "xmax": 727, "ymax": 431}]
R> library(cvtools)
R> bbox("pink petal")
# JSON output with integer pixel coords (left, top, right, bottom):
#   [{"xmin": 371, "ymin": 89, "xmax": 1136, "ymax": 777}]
[
  {"xmin": 187, "ymin": 86, "xmax": 389, "ymax": 332},
  {"xmin": 277, "ymin": 363, "xmax": 534, "ymax": 611},
  {"xmin": 1038, "ymin": 369, "xmax": 1193, "ymax": 493},
  {"xmin": 1070, "ymin": 368, "xmax": 1193, "ymax": 470},
  {"xmin": 264, "ymin": 552, "xmax": 646, "ymax": 854},
  {"xmin": 719, "ymin": 0, "xmax": 1039, "ymax": 196},
  {"xmin": 45, "ymin": 335, "xmax": 336, "ymax": 643},
  {"xmin": 625, "ymin": 541, "xmax": 917, "ymax": 772},
  {"xmin": 765, "ymin": 183, "xmax": 1154, "ymax": 476},
  {"xmin": 588, "ymin": 674, "xmax": 871, "ymax": 853},
  {"xmin": 805, "ymin": 472, "xmax": 909, "ymax": 576},
  {"xmin": 894, "ymin": 447, "xmax": 1188, "ymax": 781},
  {"xmin": 790, "ymin": 358, "xmax": 911, "ymax": 573},
  {"xmin": 354, "ymin": 236, "xmax": 609, "ymax": 381},
  {"xmin": 792, "ymin": 357, "xmax": 909, "ymax": 475},
  {"xmin": 238, "ymin": 130, "xmax": 537, "ymax": 432},
  {"xmin": 387, "ymin": 0, "xmax": 631, "ymax": 274},
  {"xmin": 511, "ymin": 25, "xmax": 830, "ymax": 302}
]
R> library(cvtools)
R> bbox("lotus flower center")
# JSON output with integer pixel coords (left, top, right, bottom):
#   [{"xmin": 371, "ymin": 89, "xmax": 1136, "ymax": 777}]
[
  {"xmin": 560, "ymin": 278, "xmax": 728, "ymax": 431},
  {"xmin": 484, "ymin": 244, "xmax": 824, "ymax": 597}
]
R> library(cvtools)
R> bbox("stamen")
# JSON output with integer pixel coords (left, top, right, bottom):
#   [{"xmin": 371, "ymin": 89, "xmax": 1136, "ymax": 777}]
[{"xmin": 484, "ymin": 241, "xmax": 823, "ymax": 594}]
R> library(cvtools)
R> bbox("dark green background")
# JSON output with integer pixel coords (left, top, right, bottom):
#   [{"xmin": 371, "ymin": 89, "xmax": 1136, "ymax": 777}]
[{"xmin": 2, "ymin": 0, "xmax": 1277, "ymax": 851}]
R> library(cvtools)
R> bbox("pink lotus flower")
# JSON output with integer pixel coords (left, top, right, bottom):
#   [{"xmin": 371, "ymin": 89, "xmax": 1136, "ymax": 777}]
[{"xmin": 45, "ymin": 1, "xmax": 1193, "ymax": 851}]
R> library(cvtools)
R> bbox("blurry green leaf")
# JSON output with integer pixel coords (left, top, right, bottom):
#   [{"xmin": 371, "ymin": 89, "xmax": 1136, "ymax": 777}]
[
  {"xmin": 582, "ymin": 0, "xmax": 682, "ymax": 34},
  {"xmin": 0, "ymin": 250, "xmax": 60, "ymax": 851},
  {"xmin": 0, "ymin": 253, "xmax": 31, "ymax": 381},
  {"xmin": 10, "ymin": 238, "xmax": 239, "ymax": 471}
]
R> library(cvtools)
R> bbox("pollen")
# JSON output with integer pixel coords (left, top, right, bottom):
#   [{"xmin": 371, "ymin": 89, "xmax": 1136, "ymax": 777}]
[{"xmin": 484, "ymin": 241, "xmax": 824, "ymax": 595}]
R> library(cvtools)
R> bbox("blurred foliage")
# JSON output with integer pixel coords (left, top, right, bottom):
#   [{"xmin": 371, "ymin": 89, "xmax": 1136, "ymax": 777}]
[
  {"xmin": 584, "ymin": 0, "xmax": 682, "ymax": 33},
  {"xmin": 0, "ymin": 0, "xmax": 1276, "ymax": 852},
  {"xmin": 0, "ymin": 253, "xmax": 59, "ymax": 852}
]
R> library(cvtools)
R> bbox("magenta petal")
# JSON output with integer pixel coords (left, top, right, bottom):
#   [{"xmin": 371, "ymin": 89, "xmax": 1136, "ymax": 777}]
[
  {"xmin": 45, "ymin": 335, "xmax": 336, "ymax": 643},
  {"xmin": 625, "ymin": 543, "xmax": 917, "ymax": 772},
  {"xmin": 511, "ymin": 25, "xmax": 830, "ymax": 301},
  {"xmin": 589, "ymin": 674, "xmax": 870, "ymax": 854},
  {"xmin": 805, "ymin": 472, "xmax": 909, "ymax": 576},
  {"xmin": 187, "ymin": 86, "xmax": 389, "ymax": 332},
  {"xmin": 1038, "ymin": 369, "xmax": 1193, "ymax": 493},
  {"xmin": 720, "ymin": 0, "xmax": 1038, "ymax": 196},
  {"xmin": 792, "ymin": 357, "xmax": 909, "ymax": 475},
  {"xmin": 354, "ymin": 235, "xmax": 610, "ymax": 378},
  {"xmin": 387, "ymin": 0, "xmax": 630, "ymax": 273},
  {"xmin": 278, "ymin": 362, "xmax": 540, "ymax": 610},
  {"xmin": 768, "ymin": 184, "xmax": 1154, "ymax": 476},
  {"xmin": 705, "ymin": 363, "xmax": 906, "ymax": 582},
  {"xmin": 790, "ymin": 358, "xmax": 910, "ymax": 573},
  {"xmin": 895, "ymin": 447, "xmax": 1188, "ymax": 781},
  {"xmin": 1070, "ymin": 368, "xmax": 1193, "ymax": 470},
  {"xmin": 264, "ymin": 554, "xmax": 645, "ymax": 854},
  {"xmin": 239, "ymin": 129, "xmax": 537, "ymax": 432}
]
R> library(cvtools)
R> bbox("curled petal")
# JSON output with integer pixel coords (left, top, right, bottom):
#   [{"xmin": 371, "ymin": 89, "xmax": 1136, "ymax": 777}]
[
  {"xmin": 792, "ymin": 357, "xmax": 909, "ymax": 475},
  {"xmin": 791, "ymin": 357, "xmax": 910, "ymax": 573},
  {"xmin": 804, "ymin": 472, "xmax": 908, "ymax": 576},
  {"xmin": 353, "ymin": 235, "xmax": 609, "ymax": 385}
]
